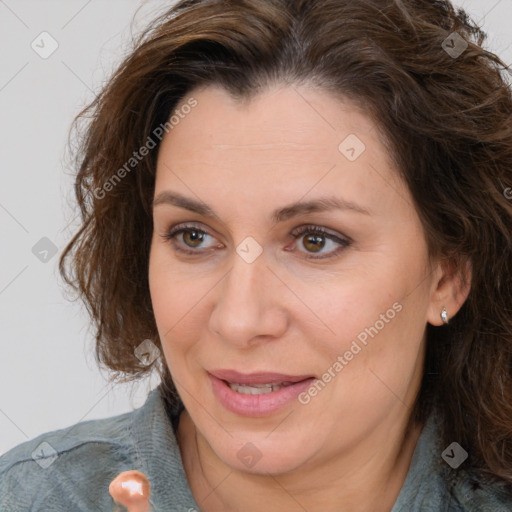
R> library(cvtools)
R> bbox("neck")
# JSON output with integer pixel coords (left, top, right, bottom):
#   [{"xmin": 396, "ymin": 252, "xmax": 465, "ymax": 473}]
[{"xmin": 176, "ymin": 409, "xmax": 423, "ymax": 512}]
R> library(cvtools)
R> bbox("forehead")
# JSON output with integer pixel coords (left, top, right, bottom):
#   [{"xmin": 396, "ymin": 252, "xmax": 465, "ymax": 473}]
[
  {"xmin": 154, "ymin": 84, "xmax": 410, "ymax": 220},
  {"xmin": 161, "ymin": 84, "xmax": 381, "ymax": 155}
]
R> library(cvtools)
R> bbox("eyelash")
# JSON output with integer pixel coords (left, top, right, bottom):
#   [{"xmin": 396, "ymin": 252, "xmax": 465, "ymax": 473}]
[{"xmin": 161, "ymin": 223, "xmax": 351, "ymax": 260}]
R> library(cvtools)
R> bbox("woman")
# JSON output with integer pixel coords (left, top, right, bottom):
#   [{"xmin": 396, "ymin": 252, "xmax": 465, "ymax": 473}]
[{"xmin": 1, "ymin": 0, "xmax": 511, "ymax": 510}]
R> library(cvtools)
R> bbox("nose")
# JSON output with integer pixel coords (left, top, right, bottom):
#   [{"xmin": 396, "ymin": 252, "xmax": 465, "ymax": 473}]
[{"xmin": 208, "ymin": 247, "xmax": 289, "ymax": 348}]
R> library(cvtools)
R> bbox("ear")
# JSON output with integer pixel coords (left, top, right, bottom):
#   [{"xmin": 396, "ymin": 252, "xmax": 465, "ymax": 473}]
[{"xmin": 426, "ymin": 256, "xmax": 472, "ymax": 326}]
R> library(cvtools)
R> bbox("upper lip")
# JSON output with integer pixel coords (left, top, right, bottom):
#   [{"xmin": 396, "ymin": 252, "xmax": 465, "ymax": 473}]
[{"xmin": 209, "ymin": 369, "xmax": 314, "ymax": 385}]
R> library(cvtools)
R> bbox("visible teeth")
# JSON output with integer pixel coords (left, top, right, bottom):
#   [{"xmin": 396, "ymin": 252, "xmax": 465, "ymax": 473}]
[{"xmin": 228, "ymin": 382, "xmax": 291, "ymax": 394}]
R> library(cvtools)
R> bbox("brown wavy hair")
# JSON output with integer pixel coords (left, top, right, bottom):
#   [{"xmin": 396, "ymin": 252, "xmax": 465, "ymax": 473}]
[{"xmin": 59, "ymin": 0, "xmax": 512, "ymax": 486}]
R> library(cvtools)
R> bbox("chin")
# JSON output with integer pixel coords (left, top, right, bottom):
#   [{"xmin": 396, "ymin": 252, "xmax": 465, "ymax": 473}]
[{"xmin": 210, "ymin": 433, "xmax": 314, "ymax": 476}]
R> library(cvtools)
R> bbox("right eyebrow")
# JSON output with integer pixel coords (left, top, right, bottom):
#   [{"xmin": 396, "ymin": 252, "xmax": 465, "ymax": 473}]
[{"xmin": 152, "ymin": 191, "xmax": 215, "ymax": 217}]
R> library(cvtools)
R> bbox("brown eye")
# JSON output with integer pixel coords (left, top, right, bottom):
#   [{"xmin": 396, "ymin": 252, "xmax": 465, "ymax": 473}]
[
  {"xmin": 290, "ymin": 225, "xmax": 351, "ymax": 260},
  {"xmin": 302, "ymin": 234, "xmax": 326, "ymax": 253},
  {"xmin": 161, "ymin": 224, "xmax": 220, "ymax": 255},
  {"xmin": 182, "ymin": 229, "xmax": 205, "ymax": 248}
]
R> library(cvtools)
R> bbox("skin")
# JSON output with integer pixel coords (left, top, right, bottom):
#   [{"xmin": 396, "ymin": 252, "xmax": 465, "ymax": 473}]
[{"xmin": 148, "ymin": 84, "xmax": 471, "ymax": 512}]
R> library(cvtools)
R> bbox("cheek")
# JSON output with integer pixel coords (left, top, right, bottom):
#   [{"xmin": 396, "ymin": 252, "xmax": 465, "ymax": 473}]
[
  {"xmin": 149, "ymin": 275, "xmax": 199, "ymax": 383},
  {"xmin": 149, "ymin": 245, "xmax": 199, "ymax": 343},
  {"xmin": 293, "ymin": 266, "xmax": 405, "ymax": 350},
  {"xmin": 306, "ymin": 290, "xmax": 427, "ymax": 428},
  {"xmin": 299, "ymin": 254, "xmax": 428, "ymax": 382},
  {"xmin": 323, "ymin": 276, "xmax": 428, "ymax": 404}
]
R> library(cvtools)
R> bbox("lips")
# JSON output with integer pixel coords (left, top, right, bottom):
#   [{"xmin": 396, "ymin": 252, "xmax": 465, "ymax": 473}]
[{"xmin": 208, "ymin": 369, "xmax": 316, "ymax": 416}]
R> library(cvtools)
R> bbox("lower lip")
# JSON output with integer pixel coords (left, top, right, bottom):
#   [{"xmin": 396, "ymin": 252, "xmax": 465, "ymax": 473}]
[{"xmin": 208, "ymin": 374, "xmax": 315, "ymax": 417}]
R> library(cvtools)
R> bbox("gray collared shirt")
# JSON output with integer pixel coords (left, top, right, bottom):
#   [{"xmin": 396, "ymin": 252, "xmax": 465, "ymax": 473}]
[{"xmin": 1, "ymin": 388, "xmax": 511, "ymax": 511}]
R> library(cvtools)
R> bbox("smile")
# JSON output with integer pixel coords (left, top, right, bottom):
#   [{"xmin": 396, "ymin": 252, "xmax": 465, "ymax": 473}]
[{"xmin": 208, "ymin": 370, "xmax": 315, "ymax": 416}]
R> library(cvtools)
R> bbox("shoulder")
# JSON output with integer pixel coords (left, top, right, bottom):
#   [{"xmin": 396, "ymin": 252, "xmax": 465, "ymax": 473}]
[
  {"xmin": 0, "ymin": 388, "xmax": 183, "ymax": 512},
  {"xmin": 0, "ymin": 407, "xmax": 138, "ymax": 511},
  {"xmin": 448, "ymin": 467, "xmax": 512, "ymax": 511},
  {"xmin": 393, "ymin": 411, "xmax": 512, "ymax": 512}
]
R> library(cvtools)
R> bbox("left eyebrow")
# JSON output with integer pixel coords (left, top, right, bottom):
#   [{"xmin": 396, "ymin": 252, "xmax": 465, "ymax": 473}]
[
  {"xmin": 152, "ymin": 191, "xmax": 373, "ymax": 223},
  {"xmin": 271, "ymin": 196, "xmax": 372, "ymax": 223}
]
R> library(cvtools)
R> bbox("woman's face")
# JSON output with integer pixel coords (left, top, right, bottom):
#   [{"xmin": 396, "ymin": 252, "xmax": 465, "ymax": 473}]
[{"xmin": 149, "ymin": 84, "xmax": 441, "ymax": 474}]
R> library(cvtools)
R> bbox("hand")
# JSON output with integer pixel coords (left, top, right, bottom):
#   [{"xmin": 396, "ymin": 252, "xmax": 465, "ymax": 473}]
[{"xmin": 109, "ymin": 470, "xmax": 152, "ymax": 512}]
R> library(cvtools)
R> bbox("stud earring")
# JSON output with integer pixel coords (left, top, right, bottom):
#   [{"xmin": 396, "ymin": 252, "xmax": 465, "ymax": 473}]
[{"xmin": 441, "ymin": 307, "xmax": 449, "ymax": 325}]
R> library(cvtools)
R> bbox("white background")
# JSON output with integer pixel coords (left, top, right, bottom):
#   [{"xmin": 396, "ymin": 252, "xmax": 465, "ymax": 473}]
[{"xmin": 1, "ymin": 0, "xmax": 511, "ymax": 455}]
